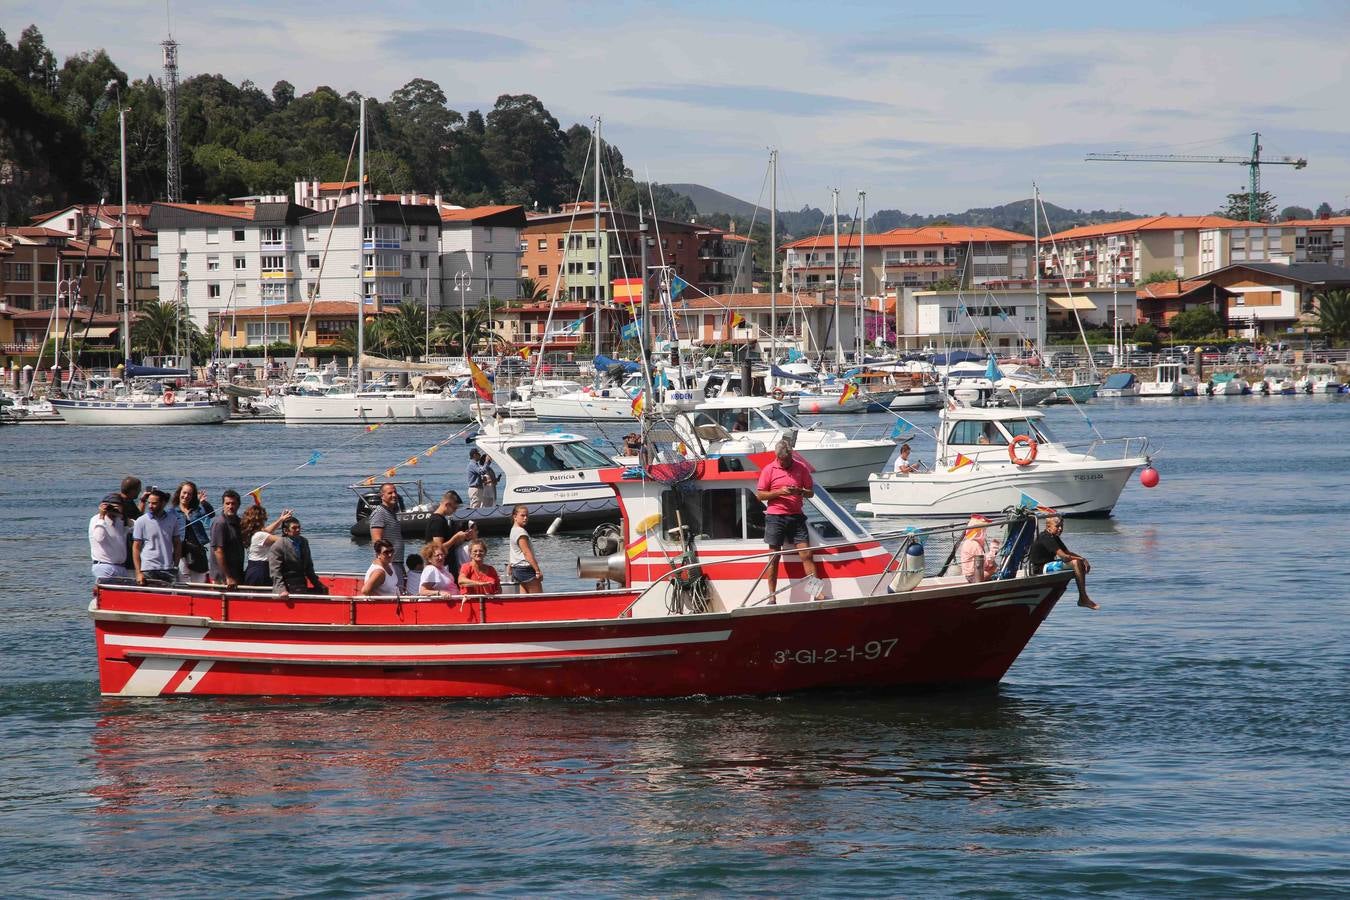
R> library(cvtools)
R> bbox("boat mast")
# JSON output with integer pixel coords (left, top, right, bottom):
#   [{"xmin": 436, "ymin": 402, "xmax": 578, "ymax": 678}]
[
  {"xmin": 594, "ymin": 116, "xmax": 603, "ymax": 361},
  {"xmin": 769, "ymin": 148, "xmax": 777, "ymax": 363},
  {"xmin": 356, "ymin": 97, "xmax": 366, "ymax": 391},
  {"xmin": 1033, "ymin": 183, "xmax": 1043, "ymax": 360},
  {"xmin": 832, "ymin": 188, "xmax": 841, "ymax": 367},
  {"xmin": 858, "ymin": 189, "xmax": 866, "ymax": 363},
  {"xmin": 119, "ymin": 107, "xmax": 132, "ymax": 365}
]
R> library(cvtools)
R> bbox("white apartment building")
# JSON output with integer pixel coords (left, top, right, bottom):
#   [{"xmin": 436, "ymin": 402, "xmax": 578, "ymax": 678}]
[
  {"xmin": 897, "ymin": 287, "xmax": 1135, "ymax": 351},
  {"xmin": 439, "ymin": 205, "xmax": 526, "ymax": 309},
  {"xmin": 149, "ymin": 200, "xmax": 443, "ymax": 326}
]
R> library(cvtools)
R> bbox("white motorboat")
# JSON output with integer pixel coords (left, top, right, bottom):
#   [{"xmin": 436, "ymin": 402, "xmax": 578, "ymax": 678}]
[
  {"xmin": 282, "ymin": 382, "xmax": 490, "ymax": 425},
  {"xmin": 1097, "ymin": 372, "xmax": 1140, "ymax": 398},
  {"xmin": 532, "ymin": 371, "xmax": 698, "ymax": 422},
  {"xmin": 499, "ymin": 377, "xmax": 583, "ymax": 417},
  {"xmin": 1295, "ymin": 363, "xmax": 1342, "ymax": 394},
  {"xmin": 1203, "ymin": 373, "xmax": 1250, "ymax": 396},
  {"xmin": 943, "ymin": 363, "xmax": 1062, "ymax": 407},
  {"xmin": 678, "ymin": 396, "xmax": 895, "ymax": 489},
  {"xmin": 1138, "ymin": 362, "xmax": 1198, "ymax": 397},
  {"xmin": 50, "ymin": 390, "xmax": 230, "ymax": 425},
  {"xmin": 857, "ymin": 405, "xmax": 1149, "ymax": 518},
  {"xmin": 1255, "ymin": 364, "xmax": 1296, "ymax": 395}
]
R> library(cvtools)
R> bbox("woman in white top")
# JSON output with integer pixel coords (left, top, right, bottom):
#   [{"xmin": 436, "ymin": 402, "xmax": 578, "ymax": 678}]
[
  {"xmin": 417, "ymin": 542, "xmax": 461, "ymax": 597},
  {"xmin": 507, "ymin": 505, "xmax": 543, "ymax": 594},
  {"xmin": 240, "ymin": 504, "xmax": 294, "ymax": 586},
  {"xmin": 360, "ymin": 539, "xmax": 400, "ymax": 596}
]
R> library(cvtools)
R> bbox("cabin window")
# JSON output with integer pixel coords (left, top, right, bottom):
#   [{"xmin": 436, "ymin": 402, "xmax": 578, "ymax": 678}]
[
  {"xmin": 1000, "ymin": 418, "xmax": 1052, "ymax": 442},
  {"xmin": 948, "ymin": 420, "xmax": 1000, "ymax": 445},
  {"xmin": 505, "ymin": 442, "xmax": 613, "ymax": 473},
  {"xmin": 661, "ymin": 487, "xmax": 765, "ymax": 541}
]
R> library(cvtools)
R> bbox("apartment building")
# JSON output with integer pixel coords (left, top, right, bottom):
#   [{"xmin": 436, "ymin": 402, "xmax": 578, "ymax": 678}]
[
  {"xmin": 520, "ymin": 204, "xmax": 740, "ymax": 304},
  {"xmin": 440, "ymin": 205, "xmax": 526, "ymax": 308},
  {"xmin": 894, "ymin": 287, "xmax": 1135, "ymax": 352},
  {"xmin": 208, "ymin": 300, "xmax": 394, "ymax": 354},
  {"xmin": 150, "ymin": 199, "xmax": 443, "ymax": 326},
  {"xmin": 1201, "ymin": 262, "xmax": 1350, "ymax": 340},
  {"xmin": 782, "ymin": 225, "xmax": 1034, "ymax": 296},
  {"xmin": 29, "ymin": 203, "xmax": 158, "ymax": 307}
]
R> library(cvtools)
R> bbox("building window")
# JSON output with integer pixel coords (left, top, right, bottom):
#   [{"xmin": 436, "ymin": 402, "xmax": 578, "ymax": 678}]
[
  {"xmin": 233, "ymin": 229, "xmax": 245, "ymax": 242},
  {"xmin": 402, "ymin": 281, "xmax": 412, "ymax": 297},
  {"xmin": 207, "ymin": 283, "xmax": 221, "ymax": 298},
  {"xmin": 245, "ymin": 321, "xmax": 289, "ymax": 345},
  {"xmin": 234, "ymin": 256, "xmax": 247, "ymax": 270},
  {"xmin": 677, "ymin": 239, "xmax": 684, "ymax": 250},
  {"xmin": 94, "ymin": 265, "xmax": 105, "ymax": 282},
  {"xmin": 419, "ymin": 253, "xmax": 428, "ymax": 269},
  {"xmin": 557, "ymin": 238, "xmax": 564, "ymax": 250},
  {"xmin": 7, "ymin": 263, "xmax": 32, "ymax": 281},
  {"xmin": 419, "ymin": 226, "xmax": 428, "ymax": 241},
  {"xmin": 402, "ymin": 253, "xmax": 411, "ymax": 268},
  {"xmin": 307, "ymin": 254, "xmax": 319, "ymax": 269},
  {"xmin": 39, "ymin": 264, "xmax": 57, "ymax": 282},
  {"xmin": 537, "ymin": 238, "xmax": 547, "ymax": 251},
  {"xmin": 207, "ymin": 256, "xmax": 220, "ymax": 271},
  {"xmin": 538, "ymin": 265, "xmax": 547, "ymax": 277},
  {"xmin": 261, "ymin": 255, "xmax": 285, "ymax": 272},
  {"xmin": 262, "ymin": 227, "xmax": 283, "ymax": 243},
  {"xmin": 403, "ymin": 227, "xmax": 412, "ymax": 241},
  {"xmin": 307, "ymin": 226, "xmax": 319, "ymax": 241},
  {"xmin": 206, "ymin": 228, "xmax": 219, "ymax": 244}
]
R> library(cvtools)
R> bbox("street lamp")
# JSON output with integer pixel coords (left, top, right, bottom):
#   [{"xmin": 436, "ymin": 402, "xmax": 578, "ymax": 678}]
[{"xmin": 454, "ymin": 271, "xmax": 470, "ymax": 359}]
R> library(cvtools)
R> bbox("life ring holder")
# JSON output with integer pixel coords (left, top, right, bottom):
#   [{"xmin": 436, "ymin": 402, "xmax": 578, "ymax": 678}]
[
  {"xmin": 1008, "ymin": 434, "xmax": 1037, "ymax": 465},
  {"xmin": 162, "ymin": 389, "xmax": 176, "ymax": 406},
  {"xmin": 771, "ymin": 387, "xmax": 785, "ymax": 401}
]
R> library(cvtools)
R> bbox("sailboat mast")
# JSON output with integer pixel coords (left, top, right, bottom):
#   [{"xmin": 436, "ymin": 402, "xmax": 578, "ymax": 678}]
[
  {"xmin": 858, "ymin": 189, "xmax": 866, "ymax": 363},
  {"xmin": 119, "ymin": 107, "xmax": 131, "ymax": 364},
  {"xmin": 832, "ymin": 188, "xmax": 841, "ymax": 366},
  {"xmin": 769, "ymin": 149, "xmax": 777, "ymax": 362},
  {"xmin": 594, "ymin": 117, "xmax": 603, "ymax": 361},
  {"xmin": 356, "ymin": 97, "xmax": 366, "ymax": 390},
  {"xmin": 1033, "ymin": 183, "xmax": 1042, "ymax": 359}
]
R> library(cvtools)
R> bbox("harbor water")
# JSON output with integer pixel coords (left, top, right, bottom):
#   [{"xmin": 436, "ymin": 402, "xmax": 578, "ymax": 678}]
[{"xmin": 1, "ymin": 395, "xmax": 1347, "ymax": 896}]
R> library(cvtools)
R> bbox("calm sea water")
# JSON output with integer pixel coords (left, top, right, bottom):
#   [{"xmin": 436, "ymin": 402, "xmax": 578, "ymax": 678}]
[{"xmin": 2, "ymin": 396, "xmax": 1347, "ymax": 896}]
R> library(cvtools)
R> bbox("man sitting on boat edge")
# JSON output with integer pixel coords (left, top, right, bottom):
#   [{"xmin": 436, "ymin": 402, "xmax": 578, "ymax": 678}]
[{"xmin": 1028, "ymin": 515, "xmax": 1097, "ymax": 610}]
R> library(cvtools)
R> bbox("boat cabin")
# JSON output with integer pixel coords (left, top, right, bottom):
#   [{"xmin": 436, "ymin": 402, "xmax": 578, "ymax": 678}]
[
  {"xmin": 936, "ymin": 407, "xmax": 1057, "ymax": 467},
  {"xmin": 474, "ymin": 419, "xmax": 617, "ymax": 506}
]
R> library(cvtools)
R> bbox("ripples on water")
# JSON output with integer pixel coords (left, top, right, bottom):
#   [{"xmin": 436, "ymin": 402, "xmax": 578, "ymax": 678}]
[{"xmin": 1, "ymin": 396, "xmax": 1348, "ymax": 895}]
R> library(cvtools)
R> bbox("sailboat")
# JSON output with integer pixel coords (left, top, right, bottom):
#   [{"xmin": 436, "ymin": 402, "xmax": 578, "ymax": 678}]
[{"xmin": 281, "ymin": 98, "xmax": 470, "ymax": 425}]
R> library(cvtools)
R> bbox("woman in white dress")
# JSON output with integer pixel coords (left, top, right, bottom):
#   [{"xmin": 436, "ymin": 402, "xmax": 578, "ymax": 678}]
[
  {"xmin": 418, "ymin": 542, "xmax": 461, "ymax": 598},
  {"xmin": 360, "ymin": 539, "xmax": 401, "ymax": 596}
]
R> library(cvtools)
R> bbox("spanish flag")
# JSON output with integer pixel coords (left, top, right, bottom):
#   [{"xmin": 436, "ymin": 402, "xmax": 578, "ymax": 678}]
[
  {"xmin": 727, "ymin": 309, "xmax": 745, "ymax": 331},
  {"xmin": 247, "ymin": 487, "xmax": 263, "ymax": 506},
  {"xmin": 365, "ymin": 423, "xmax": 381, "ymax": 433},
  {"xmin": 838, "ymin": 382, "xmax": 858, "ymax": 405},
  {"xmin": 467, "ymin": 357, "xmax": 493, "ymax": 403},
  {"xmin": 518, "ymin": 346, "xmax": 531, "ymax": 360},
  {"xmin": 947, "ymin": 453, "xmax": 974, "ymax": 473},
  {"xmin": 627, "ymin": 535, "xmax": 649, "ymax": 560},
  {"xmin": 631, "ymin": 390, "xmax": 646, "ymax": 416}
]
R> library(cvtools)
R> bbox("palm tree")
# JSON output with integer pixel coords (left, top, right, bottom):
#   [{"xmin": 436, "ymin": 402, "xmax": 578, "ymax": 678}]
[
  {"xmin": 518, "ymin": 277, "xmax": 549, "ymax": 302},
  {"xmin": 132, "ymin": 300, "xmax": 205, "ymax": 363},
  {"xmin": 1316, "ymin": 289, "xmax": 1350, "ymax": 346},
  {"xmin": 370, "ymin": 301, "xmax": 431, "ymax": 359},
  {"xmin": 430, "ymin": 306, "xmax": 506, "ymax": 355}
]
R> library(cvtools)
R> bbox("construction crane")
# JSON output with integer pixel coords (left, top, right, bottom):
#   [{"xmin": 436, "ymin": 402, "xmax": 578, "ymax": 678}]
[{"xmin": 1085, "ymin": 132, "xmax": 1307, "ymax": 222}]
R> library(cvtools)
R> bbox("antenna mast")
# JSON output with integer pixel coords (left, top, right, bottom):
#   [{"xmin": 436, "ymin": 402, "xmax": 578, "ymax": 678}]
[{"xmin": 162, "ymin": 36, "xmax": 182, "ymax": 201}]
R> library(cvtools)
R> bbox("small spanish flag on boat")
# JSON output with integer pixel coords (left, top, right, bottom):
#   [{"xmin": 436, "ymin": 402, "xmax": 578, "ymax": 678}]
[
  {"xmin": 631, "ymin": 390, "xmax": 646, "ymax": 416},
  {"xmin": 947, "ymin": 453, "xmax": 974, "ymax": 472},
  {"xmin": 838, "ymin": 382, "xmax": 858, "ymax": 405},
  {"xmin": 518, "ymin": 346, "xmax": 531, "ymax": 360},
  {"xmin": 467, "ymin": 357, "xmax": 493, "ymax": 403},
  {"xmin": 247, "ymin": 487, "xmax": 263, "ymax": 505},
  {"xmin": 726, "ymin": 309, "xmax": 745, "ymax": 330},
  {"xmin": 627, "ymin": 535, "xmax": 649, "ymax": 560},
  {"xmin": 365, "ymin": 423, "xmax": 381, "ymax": 432}
]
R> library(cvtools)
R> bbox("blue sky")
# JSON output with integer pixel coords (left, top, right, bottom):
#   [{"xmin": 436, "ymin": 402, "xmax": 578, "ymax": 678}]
[{"xmin": 13, "ymin": 0, "xmax": 1350, "ymax": 216}]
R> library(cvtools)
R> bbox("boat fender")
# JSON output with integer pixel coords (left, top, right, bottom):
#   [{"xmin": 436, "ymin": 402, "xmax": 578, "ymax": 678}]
[
  {"xmin": 772, "ymin": 387, "xmax": 785, "ymax": 401},
  {"xmin": 1008, "ymin": 435, "xmax": 1037, "ymax": 466},
  {"xmin": 888, "ymin": 542, "xmax": 925, "ymax": 592},
  {"xmin": 546, "ymin": 516, "xmax": 563, "ymax": 536},
  {"xmin": 162, "ymin": 390, "xmax": 176, "ymax": 405}
]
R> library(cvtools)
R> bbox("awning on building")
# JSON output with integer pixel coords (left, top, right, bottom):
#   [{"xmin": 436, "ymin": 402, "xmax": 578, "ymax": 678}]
[
  {"xmin": 1048, "ymin": 296, "xmax": 1098, "ymax": 311},
  {"xmin": 75, "ymin": 326, "xmax": 118, "ymax": 338}
]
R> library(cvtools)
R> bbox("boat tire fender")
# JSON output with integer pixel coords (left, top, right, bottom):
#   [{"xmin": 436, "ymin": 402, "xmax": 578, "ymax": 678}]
[
  {"xmin": 772, "ymin": 387, "xmax": 785, "ymax": 401},
  {"xmin": 1009, "ymin": 435, "xmax": 1037, "ymax": 466},
  {"xmin": 163, "ymin": 390, "xmax": 175, "ymax": 405}
]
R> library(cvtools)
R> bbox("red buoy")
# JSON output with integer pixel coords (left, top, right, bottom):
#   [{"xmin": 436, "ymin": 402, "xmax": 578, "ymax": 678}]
[{"xmin": 1140, "ymin": 467, "xmax": 1160, "ymax": 488}]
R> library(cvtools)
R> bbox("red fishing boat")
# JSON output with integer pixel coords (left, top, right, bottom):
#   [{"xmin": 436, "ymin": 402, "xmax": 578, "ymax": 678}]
[{"xmin": 91, "ymin": 451, "xmax": 1074, "ymax": 699}]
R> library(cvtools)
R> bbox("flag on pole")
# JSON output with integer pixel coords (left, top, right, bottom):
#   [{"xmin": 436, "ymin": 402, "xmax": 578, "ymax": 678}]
[
  {"xmin": 621, "ymin": 318, "xmax": 642, "ymax": 340},
  {"xmin": 306, "ymin": 451, "xmax": 323, "ymax": 466},
  {"xmin": 626, "ymin": 535, "xmax": 649, "ymax": 560},
  {"xmin": 365, "ymin": 423, "xmax": 381, "ymax": 433},
  {"xmin": 384, "ymin": 467, "xmax": 398, "ymax": 478},
  {"xmin": 889, "ymin": 418, "xmax": 913, "ymax": 439},
  {"xmin": 518, "ymin": 346, "xmax": 531, "ymax": 360},
  {"xmin": 1017, "ymin": 491, "xmax": 1039, "ymax": 509},
  {"xmin": 631, "ymin": 390, "xmax": 646, "ymax": 416},
  {"xmin": 726, "ymin": 309, "xmax": 745, "ymax": 331},
  {"xmin": 562, "ymin": 317, "xmax": 584, "ymax": 334},
  {"xmin": 612, "ymin": 277, "xmax": 643, "ymax": 315},
  {"xmin": 670, "ymin": 275, "xmax": 689, "ymax": 299},
  {"xmin": 247, "ymin": 487, "xmax": 263, "ymax": 506},
  {"xmin": 947, "ymin": 453, "xmax": 974, "ymax": 472},
  {"xmin": 838, "ymin": 382, "xmax": 858, "ymax": 405},
  {"xmin": 467, "ymin": 357, "xmax": 493, "ymax": 402}
]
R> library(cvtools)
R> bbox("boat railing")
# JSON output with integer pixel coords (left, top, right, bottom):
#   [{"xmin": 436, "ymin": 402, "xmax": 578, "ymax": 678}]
[
  {"xmin": 795, "ymin": 419, "xmax": 895, "ymax": 443},
  {"xmin": 1065, "ymin": 435, "xmax": 1152, "ymax": 460},
  {"xmin": 621, "ymin": 512, "xmax": 1042, "ymax": 615}
]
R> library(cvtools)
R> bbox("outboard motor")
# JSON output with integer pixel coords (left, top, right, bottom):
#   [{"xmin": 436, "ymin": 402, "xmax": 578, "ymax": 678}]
[{"xmin": 579, "ymin": 523, "xmax": 626, "ymax": 584}]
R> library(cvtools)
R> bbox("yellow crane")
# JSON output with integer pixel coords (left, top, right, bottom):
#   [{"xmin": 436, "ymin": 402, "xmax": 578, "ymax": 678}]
[{"xmin": 1085, "ymin": 132, "xmax": 1307, "ymax": 222}]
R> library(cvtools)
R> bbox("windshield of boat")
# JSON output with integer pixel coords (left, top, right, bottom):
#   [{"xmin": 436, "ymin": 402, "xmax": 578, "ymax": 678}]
[
  {"xmin": 661, "ymin": 487, "xmax": 766, "ymax": 541},
  {"xmin": 505, "ymin": 441, "xmax": 614, "ymax": 473},
  {"xmin": 999, "ymin": 418, "xmax": 1053, "ymax": 443},
  {"xmin": 702, "ymin": 405, "xmax": 794, "ymax": 432},
  {"xmin": 807, "ymin": 488, "xmax": 868, "ymax": 539},
  {"xmin": 947, "ymin": 420, "xmax": 1003, "ymax": 445}
]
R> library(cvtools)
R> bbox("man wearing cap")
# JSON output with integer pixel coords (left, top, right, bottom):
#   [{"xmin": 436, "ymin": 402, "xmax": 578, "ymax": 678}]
[
  {"xmin": 959, "ymin": 514, "xmax": 1000, "ymax": 583},
  {"xmin": 90, "ymin": 494, "xmax": 131, "ymax": 580},
  {"xmin": 755, "ymin": 438, "xmax": 823, "ymax": 601}
]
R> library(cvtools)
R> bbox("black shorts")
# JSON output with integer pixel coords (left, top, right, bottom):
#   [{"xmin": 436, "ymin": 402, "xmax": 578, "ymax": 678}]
[{"xmin": 764, "ymin": 514, "xmax": 809, "ymax": 548}]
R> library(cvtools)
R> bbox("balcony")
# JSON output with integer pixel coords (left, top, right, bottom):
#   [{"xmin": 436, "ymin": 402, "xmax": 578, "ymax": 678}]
[
  {"xmin": 363, "ymin": 239, "xmax": 401, "ymax": 251},
  {"xmin": 260, "ymin": 239, "xmax": 291, "ymax": 252},
  {"xmin": 260, "ymin": 270, "xmax": 295, "ymax": 280}
]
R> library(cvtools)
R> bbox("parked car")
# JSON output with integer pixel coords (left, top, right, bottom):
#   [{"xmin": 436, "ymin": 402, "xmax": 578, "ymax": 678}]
[
  {"xmin": 1091, "ymin": 350, "xmax": 1114, "ymax": 367},
  {"xmin": 1048, "ymin": 351, "xmax": 1082, "ymax": 368}
]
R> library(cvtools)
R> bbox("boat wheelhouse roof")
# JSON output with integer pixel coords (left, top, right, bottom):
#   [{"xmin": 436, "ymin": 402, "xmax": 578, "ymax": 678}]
[
  {"xmin": 943, "ymin": 404, "xmax": 1047, "ymax": 422},
  {"xmin": 696, "ymin": 396, "xmax": 780, "ymax": 411}
]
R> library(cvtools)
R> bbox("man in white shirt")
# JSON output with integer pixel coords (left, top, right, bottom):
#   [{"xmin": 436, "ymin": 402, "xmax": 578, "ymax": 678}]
[
  {"xmin": 90, "ymin": 493, "xmax": 131, "ymax": 580},
  {"xmin": 892, "ymin": 441, "xmax": 920, "ymax": 474}
]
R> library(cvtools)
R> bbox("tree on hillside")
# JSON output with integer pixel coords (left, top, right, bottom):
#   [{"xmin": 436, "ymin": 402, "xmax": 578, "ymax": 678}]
[
  {"xmin": 1316, "ymin": 289, "xmax": 1350, "ymax": 346},
  {"xmin": 1168, "ymin": 307, "xmax": 1223, "ymax": 340},
  {"xmin": 1218, "ymin": 190, "xmax": 1277, "ymax": 222},
  {"xmin": 484, "ymin": 94, "xmax": 568, "ymax": 207}
]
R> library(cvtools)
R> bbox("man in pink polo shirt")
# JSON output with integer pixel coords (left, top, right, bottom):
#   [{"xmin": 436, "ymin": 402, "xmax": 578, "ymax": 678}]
[{"xmin": 755, "ymin": 439, "xmax": 824, "ymax": 601}]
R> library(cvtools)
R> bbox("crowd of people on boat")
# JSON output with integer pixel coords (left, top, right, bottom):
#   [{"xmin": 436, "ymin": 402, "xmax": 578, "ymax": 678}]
[{"xmin": 88, "ymin": 474, "xmax": 541, "ymax": 600}]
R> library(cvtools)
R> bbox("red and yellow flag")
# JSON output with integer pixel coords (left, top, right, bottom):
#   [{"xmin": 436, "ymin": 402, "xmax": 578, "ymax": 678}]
[
  {"xmin": 612, "ymin": 277, "xmax": 643, "ymax": 316},
  {"xmin": 467, "ymin": 357, "xmax": 493, "ymax": 403},
  {"xmin": 365, "ymin": 423, "xmax": 381, "ymax": 433},
  {"xmin": 518, "ymin": 346, "xmax": 531, "ymax": 360},
  {"xmin": 247, "ymin": 487, "xmax": 263, "ymax": 506},
  {"xmin": 631, "ymin": 390, "xmax": 646, "ymax": 416},
  {"xmin": 947, "ymin": 453, "xmax": 974, "ymax": 473},
  {"xmin": 838, "ymin": 382, "xmax": 858, "ymax": 405},
  {"xmin": 626, "ymin": 535, "xmax": 649, "ymax": 560},
  {"xmin": 726, "ymin": 309, "xmax": 745, "ymax": 330}
]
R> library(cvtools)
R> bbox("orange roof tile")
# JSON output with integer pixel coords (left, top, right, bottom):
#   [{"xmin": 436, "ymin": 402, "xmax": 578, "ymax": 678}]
[
  {"xmin": 1049, "ymin": 215, "xmax": 1244, "ymax": 241},
  {"xmin": 781, "ymin": 224, "xmax": 1032, "ymax": 250},
  {"xmin": 318, "ymin": 178, "xmax": 366, "ymax": 191},
  {"xmin": 1277, "ymin": 216, "xmax": 1350, "ymax": 227},
  {"xmin": 439, "ymin": 205, "xmax": 522, "ymax": 222},
  {"xmin": 1136, "ymin": 279, "xmax": 1213, "ymax": 300},
  {"xmin": 155, "ymin": 202, "xmax": 257, "ymax": 221}
]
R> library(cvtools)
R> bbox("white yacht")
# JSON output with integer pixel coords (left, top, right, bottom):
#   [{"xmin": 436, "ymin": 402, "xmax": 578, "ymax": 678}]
[
  {"xmin": 1138, "ymin": 362, "xmax": 1198, "ymax": 397},
  {"xmin": 858, "ymin": 405, "xmax": 1149, "ymax": 518},
  {"xmin": 282, "ymin": 385, "xmax": 485, "ymax": 425},
  {"xmin": 677, "ymin": 396, "xmax": 895, "ymax": 489},
  {"xmin": 50, "ymin": 376, "xmax": 230, "ymax": 426},
  {"xmin": 1203, "ymin": 373, "xmax": 1251, "ymax": 396},
  {"xmin": 532, "ymin": 370, "xmax": 698, "ymax": 421},
  {"xmin": 1097, "ymin": 372, "xmax": 1140, "ymax": 398}
]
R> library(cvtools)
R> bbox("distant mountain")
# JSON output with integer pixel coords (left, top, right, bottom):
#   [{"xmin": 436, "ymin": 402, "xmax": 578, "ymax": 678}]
[{"xmin": 666, "ymin": 183, "xmax": 1144, "ymax": 238}]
